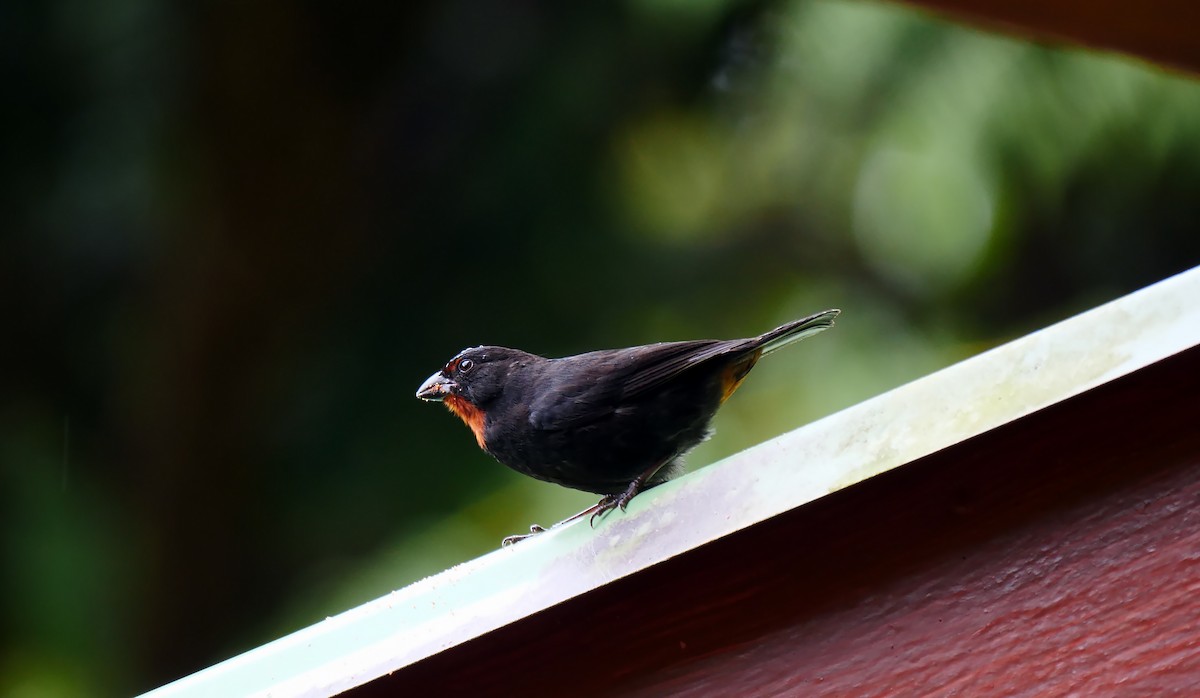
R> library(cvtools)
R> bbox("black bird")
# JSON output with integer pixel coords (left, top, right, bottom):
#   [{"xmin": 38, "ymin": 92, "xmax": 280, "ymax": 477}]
[{"xmin": 417, "ymin": 309, "xmax": 840, "ymax": 544}]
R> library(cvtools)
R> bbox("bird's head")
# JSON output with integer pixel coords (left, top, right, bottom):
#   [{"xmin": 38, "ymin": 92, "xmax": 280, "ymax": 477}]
[{"xmin": 416, "ymin": 346, "xmax": 531, "ymax": 448}]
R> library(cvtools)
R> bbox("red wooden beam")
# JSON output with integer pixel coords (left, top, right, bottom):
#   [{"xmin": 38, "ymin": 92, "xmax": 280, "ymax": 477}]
[
  {"xmin": 898, "ymin": 0, "xmax": 1200, "ymax": 74},
  {"xmin": 363, "ymin": 344, "xmax": 1200, "ymax": 696}
]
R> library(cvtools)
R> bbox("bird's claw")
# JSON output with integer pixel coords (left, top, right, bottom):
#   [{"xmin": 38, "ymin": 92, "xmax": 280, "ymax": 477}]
[
  {"xmin": 501, "ymin": 523, "xmax": 547, "ymax": 547},
  {"xmin": 507, "ymin": 481, "xmax": 647, "ymax": 543},
  {"xmin": 589, "ymin": 480, "xmax": 646, "ymax": 527},
  {"xmin": 589, "ymin": 496, "xmax": 619, "ymax": 527}
]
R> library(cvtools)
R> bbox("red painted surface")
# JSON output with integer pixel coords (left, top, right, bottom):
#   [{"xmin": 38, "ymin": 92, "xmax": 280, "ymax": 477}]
[
  {"xmin": 358, "ymin": 347, "xmax": 1200, "ymax": 697},
  {"xmin": 901, "ymin": 0, "xmax": 1200, "ymax": 75}
]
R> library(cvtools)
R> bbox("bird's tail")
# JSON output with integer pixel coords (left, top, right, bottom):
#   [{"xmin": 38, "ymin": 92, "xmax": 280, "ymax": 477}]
[{"xmin": 757, "ymin": 309, "xmax": 841, "ymax": 355}]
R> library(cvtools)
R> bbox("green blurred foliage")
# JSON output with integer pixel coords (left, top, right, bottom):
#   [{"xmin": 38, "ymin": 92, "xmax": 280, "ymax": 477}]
[{"xmin": 2, "ymin": 0, "xmax": 1198, "ymax": 694}]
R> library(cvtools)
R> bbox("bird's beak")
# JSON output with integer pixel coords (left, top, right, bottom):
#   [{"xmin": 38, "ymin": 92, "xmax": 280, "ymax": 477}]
[{"xmin": 416, "ymin": 371, "xmax": 456, "ymax": 401}]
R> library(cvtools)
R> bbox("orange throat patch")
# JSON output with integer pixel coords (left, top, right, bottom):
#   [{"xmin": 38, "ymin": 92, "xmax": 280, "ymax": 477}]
[{"xmin": 443, "ymin": 394, "xmax": 487, "ymax": 449}]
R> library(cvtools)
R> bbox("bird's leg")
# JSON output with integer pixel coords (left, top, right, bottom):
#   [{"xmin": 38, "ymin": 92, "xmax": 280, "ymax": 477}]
[
  {"xmin": 589, "ymin": 456, "xmax": 673, "ymax": 527},
  {"xmin": 501, "ymin": 524, "xmax": 547, "ymax": 547},
  {"xmin": 501, "ymin": 499, "xmax": 610, "ymax": 546},
  {"xmin": 503, "ymin": 457, "xmax": 674, "ymax": 545}
]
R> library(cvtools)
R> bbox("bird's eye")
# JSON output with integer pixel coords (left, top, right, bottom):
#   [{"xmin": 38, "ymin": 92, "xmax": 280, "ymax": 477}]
[{"xmin": 458, "ymin": 359, "xmax": 474, "ymax": 373}]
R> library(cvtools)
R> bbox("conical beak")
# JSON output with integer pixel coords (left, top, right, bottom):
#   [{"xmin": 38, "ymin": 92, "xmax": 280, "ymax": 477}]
[{"xmin": 416, "ymin": 371, "xmax": 455, "ymax": 401}]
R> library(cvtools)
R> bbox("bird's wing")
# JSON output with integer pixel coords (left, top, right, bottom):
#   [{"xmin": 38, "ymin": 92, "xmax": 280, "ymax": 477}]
[
  {"xmin": 615, "ymin": 339, "xmax": 754, "ymax": 398},
  {"xmin": 526, "ymin": 311, "xmax": 840, "ymax": 432},
  {"xmin": 614, "ymin": 311, "xmax": 840, "ymax": 398},
  {"xmin": 527, "ymin": 339, "xmax": 745, "ymax": 432}
]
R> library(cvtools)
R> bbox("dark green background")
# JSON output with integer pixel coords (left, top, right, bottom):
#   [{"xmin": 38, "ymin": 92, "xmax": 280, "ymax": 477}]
[{"xmin": 3, "ymin": 0, "xmax": 1199, "ymax": 694}]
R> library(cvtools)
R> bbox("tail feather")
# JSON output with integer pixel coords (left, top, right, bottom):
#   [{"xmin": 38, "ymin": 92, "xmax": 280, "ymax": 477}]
[
  {"xmin": 757, "ymin": 309, "xmax": 841, "ymax": 355},
  {"xmin": 616, "ymin": 308, "xmax": 841, "ymax": 400}
]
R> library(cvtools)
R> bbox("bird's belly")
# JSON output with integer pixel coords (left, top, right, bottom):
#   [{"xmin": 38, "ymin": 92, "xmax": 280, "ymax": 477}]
[{"xmin": 486, "ymin": 393, "xmax": 719, "ymax": 494}]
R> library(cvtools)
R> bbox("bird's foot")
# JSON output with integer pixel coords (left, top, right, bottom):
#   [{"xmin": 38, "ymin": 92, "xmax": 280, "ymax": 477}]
[
  {"xmin": 588, "ymin": 495, "xmax": 620, "ymax": 527},
  {"xmin": 589, "ymin": 476, "xmax": 647, "ymax": 527},
  {"xmin": 506, "ymin": 477, "xmax": 653, "ymax": 544},
  {"xmin": 588, "ymin": 456, "xmax": 673, "ymax": 528},
  {"xmin": 501, "ymin": 524, "xmax": 547, "ymax": 547}
]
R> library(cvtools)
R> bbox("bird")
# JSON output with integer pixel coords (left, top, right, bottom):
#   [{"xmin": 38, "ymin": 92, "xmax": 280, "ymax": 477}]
[{"xmin": 416, "ymin": 308, "xmax": 840, "ymax": 545}]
